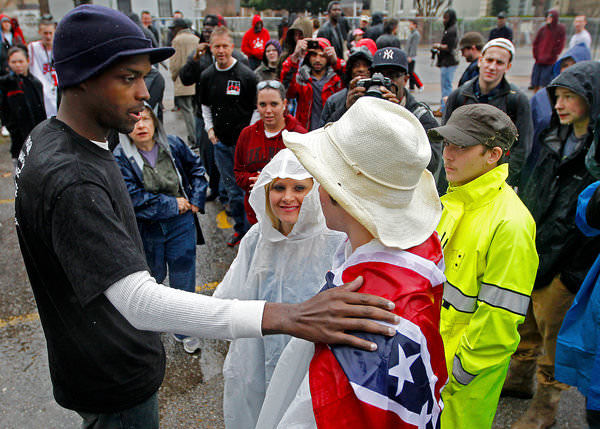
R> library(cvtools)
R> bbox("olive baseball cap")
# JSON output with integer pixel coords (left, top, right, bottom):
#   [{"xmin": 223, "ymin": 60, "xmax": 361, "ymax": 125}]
[{"xmin": 427, "ymin": 104, "xmax": 518, "ymax": 152}]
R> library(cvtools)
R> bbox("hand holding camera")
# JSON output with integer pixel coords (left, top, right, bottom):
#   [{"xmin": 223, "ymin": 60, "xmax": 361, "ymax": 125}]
[
  {"xmin": 346, "ymin": 76, "xmax": 367, "ymax": 109},
  {"xmin": 356, "ymin": 73, "xmax": 394, "ymax": 99},
  {"xmin": 292, "ymin": 39, "xmax": 308, "ymax": 61},
  {"xmin": 306, "ymin": 40, "xmax": 319, "ymax": 50}
]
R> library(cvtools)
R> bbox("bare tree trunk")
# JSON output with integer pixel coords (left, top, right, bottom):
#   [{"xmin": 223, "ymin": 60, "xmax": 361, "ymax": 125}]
[{"xmin": 39, "ymin": 0, "xmax": 50, "ymax": 15}]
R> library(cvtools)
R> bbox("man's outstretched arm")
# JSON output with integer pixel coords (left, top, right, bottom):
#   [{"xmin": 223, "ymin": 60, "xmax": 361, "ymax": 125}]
[{"xmin": 106, "ymin": 272, "xmax": 398, "ymax": 351}]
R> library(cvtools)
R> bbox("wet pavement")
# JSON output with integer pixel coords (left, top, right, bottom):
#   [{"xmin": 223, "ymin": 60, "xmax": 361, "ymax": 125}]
[{"xmin": 0, "ymin": 50, "xmax": 589, "ymax": 428}]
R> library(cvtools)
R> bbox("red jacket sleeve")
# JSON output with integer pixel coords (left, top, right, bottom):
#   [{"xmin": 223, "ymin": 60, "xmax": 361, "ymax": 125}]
[
  {"xmin": 552, "ymin": 25, "xmax": 566, "ymax": 60},
  {"xmin": 532, "ymin": 27, "xmax": 542, "ymax": 61},
  {"xmin": 234, "ymin": 127, "xmax": 255, "ymax": 192},
  {"xmin": 281, "ymin": 56, "xmax": 300, "ymax": 99}
]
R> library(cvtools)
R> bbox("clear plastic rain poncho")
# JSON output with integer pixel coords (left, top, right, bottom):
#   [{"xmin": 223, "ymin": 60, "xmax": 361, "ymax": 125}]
[{"xmin": 213, "ymin": 149, "xmax": 346, "ymax": 429}]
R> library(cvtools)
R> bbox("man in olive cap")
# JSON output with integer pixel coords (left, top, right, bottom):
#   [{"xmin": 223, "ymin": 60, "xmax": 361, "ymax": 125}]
[{"xmin": 428, "ymin": 104, "xmax": 538, "ymax": 428}]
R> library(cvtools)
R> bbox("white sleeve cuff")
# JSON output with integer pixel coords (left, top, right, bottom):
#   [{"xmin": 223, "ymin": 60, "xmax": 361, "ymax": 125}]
[
  {"xmin": 104, "ymin": 271, "xmax": 266, "ymax": 340},
  {"xmin": 230, "ymin": 299, "xmax": 266, "ymax": 338}
]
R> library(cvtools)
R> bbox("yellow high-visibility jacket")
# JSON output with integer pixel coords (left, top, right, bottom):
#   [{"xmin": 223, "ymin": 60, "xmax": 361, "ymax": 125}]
[{"xmin": 437, "ymin": 164, "xmax": 538, "ymax": 429}]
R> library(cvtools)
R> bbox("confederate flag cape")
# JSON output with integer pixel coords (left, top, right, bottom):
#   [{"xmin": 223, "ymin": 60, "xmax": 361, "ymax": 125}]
[{"xmin": 309, "ymin": 235, "xmax": 448, "ymax": 429}]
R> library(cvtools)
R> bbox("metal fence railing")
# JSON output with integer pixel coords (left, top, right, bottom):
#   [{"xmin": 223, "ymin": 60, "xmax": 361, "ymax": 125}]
[{"xmin": 152, "ymin": 16, "xmax": 600, "ymax": 60}]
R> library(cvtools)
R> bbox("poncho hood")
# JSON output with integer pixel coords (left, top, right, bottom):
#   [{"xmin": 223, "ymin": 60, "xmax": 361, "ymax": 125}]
[{"xmin": 249, "ymin": 148, "xmax": 329, "ymax": 242}]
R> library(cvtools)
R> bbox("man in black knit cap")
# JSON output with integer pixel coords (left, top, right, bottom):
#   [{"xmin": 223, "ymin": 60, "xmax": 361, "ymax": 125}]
[{"xmin": 13, "ymin": 6, "xmax": 399, "ymax": 427}]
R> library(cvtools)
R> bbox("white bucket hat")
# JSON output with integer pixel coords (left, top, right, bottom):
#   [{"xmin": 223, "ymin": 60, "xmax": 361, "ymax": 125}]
[{"xmin": 283, "ymin": 97, "xmax": 441, "ymax": 249}]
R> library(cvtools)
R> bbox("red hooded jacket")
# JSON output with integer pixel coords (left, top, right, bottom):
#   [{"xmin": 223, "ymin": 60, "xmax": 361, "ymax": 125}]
[
  {"xmin": 234, "ymin": 114, "xmax": 307, "ymax": 224},
  {"xmin": 280, "ymin": 38, "xmax": 345, "ymax": 130},
  {"xmin": 533, "ymin": 9, "xmax": 566, "ymax": 65},
  {"xmin": 242, "ymin": 15, "xmax": 271, "ymax": 61}
]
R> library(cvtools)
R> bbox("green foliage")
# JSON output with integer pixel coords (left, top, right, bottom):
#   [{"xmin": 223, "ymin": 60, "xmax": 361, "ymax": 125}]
[
  {"xmin": 490, "ymin": 0, "xmax": 509, "ymax": 16},
  {"xmin": 242, "ymin": 0, "xmax": 331, "ymax": 14}
]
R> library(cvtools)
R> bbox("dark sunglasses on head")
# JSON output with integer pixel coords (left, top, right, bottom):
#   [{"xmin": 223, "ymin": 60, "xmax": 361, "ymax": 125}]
[{"xmin": 257, "ymin": 80, "xmax": 283, "ymax": 90}]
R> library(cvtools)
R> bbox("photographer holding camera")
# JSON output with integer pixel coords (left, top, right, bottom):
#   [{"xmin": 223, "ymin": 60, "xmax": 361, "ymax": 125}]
[
  {"xmin": 344, "ymin": 47, "xmax": 442, "ymax": 176},
  {"xmin": 280, "ymin": 37, "xmax": 345, "ymax": 131}
]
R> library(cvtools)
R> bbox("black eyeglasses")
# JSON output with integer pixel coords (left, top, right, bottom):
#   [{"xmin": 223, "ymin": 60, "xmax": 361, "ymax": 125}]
[{"xmin": 257, "ymin": 80, "xmax": 283, "ymax": 90}]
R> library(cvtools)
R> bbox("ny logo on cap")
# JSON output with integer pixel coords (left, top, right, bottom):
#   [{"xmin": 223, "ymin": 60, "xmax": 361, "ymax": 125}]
[{"xmin": 383, "ymin": 49, "xmax": 394, "ymax": 60}]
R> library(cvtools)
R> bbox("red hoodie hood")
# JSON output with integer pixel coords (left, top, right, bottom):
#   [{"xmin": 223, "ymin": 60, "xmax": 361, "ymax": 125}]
[
  {"xmin": 546, "ymin": 9, "xmax": 559, "ymax": 26},
  {"xmin": 252, "ymin": 14, "xmax": 263, "ymax": 27}
]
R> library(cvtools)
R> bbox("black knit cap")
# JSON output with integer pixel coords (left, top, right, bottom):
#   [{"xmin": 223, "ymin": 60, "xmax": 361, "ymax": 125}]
[{"xmin": 54, "ymin": 5, "xmax": 174, "ymax": 89}]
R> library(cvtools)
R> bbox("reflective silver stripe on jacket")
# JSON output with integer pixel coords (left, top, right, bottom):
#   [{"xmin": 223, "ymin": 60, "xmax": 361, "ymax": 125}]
[
  {"xmin": 453, "ymin": 355, "xmax": 476, "ymax": 385},
  {"xmin": 442, "ymin": 281, "xmax": 477, "ymax": 313},
  {"xmin": 479, "ymin": 283, "xmax": 530, "ymax": 317}
]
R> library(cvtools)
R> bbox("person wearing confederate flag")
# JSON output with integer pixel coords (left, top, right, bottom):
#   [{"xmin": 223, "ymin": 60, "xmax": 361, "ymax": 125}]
[{"xmin": 256, "ymin": 96, "xmax": 448, "ymax": 429}]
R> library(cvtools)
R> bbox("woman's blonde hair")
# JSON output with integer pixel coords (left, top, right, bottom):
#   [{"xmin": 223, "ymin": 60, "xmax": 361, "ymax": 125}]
[{"xmin": 263, "ymin": 180, "xmax": 281, "ymax": 231}]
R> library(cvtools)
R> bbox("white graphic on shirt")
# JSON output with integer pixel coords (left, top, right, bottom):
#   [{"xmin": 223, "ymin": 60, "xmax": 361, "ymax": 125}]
[{"xmin": 226, "ymin": 80, "xmax": 241, "ymax": 96}]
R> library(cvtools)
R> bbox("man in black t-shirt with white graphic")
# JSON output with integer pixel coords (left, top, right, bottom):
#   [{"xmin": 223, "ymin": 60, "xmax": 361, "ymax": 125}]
[
  {"xmin": 200, "ymin": 26, "xmax": 257, "ymax": 246},
  {"xmin": 14, "ymin": 6, "xmax": 398, "ymax": 427}
]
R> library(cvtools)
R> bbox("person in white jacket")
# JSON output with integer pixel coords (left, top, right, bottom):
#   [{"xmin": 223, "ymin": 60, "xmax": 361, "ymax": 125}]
[{"xmin": 214, "ymin": 149, "xmax": 345, "ymax": 429}]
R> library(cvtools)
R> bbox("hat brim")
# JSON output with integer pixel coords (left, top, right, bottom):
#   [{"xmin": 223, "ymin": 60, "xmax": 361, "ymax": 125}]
[
  {"xmin": 428, "ymin": 124, "xmax": 481, "ymax": 147},
  {"xmin": 59, "ymin": 46, "xmax": 174, "ymax": 89},
  {"xmin": 284, "ymin": 127, "xmax": 441, "ymax": 250}
]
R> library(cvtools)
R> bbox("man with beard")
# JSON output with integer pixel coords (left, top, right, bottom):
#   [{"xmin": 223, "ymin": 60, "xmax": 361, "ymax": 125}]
[
  {"xmin": 457, "ymin": 32, "xmax": 484, "ymax": 87},
  {"xmin": 281, "ymin": 37, "xmax": 344, "ymax": 131},
  {"xmin": 319, "ymin": 45, "xmax": 372, "ymax": 126}
]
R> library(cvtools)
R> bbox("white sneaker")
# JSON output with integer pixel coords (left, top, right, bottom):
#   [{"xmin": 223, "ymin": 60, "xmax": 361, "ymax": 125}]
[
  {"xmin": 1, "ymin": 126, "xmax": 8, "ymax": 136},
  {"xmin": 183, "ymin": 336, "xmax": 201, "ymax": 354}
]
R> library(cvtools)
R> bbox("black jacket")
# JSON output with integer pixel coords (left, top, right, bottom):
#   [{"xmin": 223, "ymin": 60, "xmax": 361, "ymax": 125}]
[
  {"xmin": 375, "ymin": 33, "xmax": 401, "ymax": 49},
  {"xmin": 436, "ymin": 9, "xmax": 458, "ymax": 68},
  {"xmin": 0, "ymin": 72, "xmax": 46, "ymax": 158},
  {"xmin": 317, "ymin": 20, "xmax": 346, "ymax": 59},
  {"xmin": 520, "ymin": 61, "xmax": 600, "ymax": 293},
  {"xmin": 489, "ymin": 25, "xmax": 513, "ymax": 42},
  {"xmin": 443, "ymin": 76, "xmax": 532, "ymax": 187},
  {"xmin": 458, "ymin": 60, "xmax": 479, "ymax": 87},
  {"xmin": 365, "ymin": 12, "xmax": 384, "ymax": 41},
  {"xmin": 320, "ymin": 90, "xmax": 441, "ymax": 176}
]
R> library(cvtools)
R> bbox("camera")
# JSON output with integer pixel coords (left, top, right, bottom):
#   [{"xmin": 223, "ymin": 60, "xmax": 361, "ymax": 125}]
[
  {"xmin": 307, "ymin": 40, "xmax": 319, "ymax": 50},
  {"xmin": 430, "ymin": 48, "xmax": 439, "ymax": 60},
  {"xmin": 356, "ymin": 72, "xmax": 393, "ymax": 98}
]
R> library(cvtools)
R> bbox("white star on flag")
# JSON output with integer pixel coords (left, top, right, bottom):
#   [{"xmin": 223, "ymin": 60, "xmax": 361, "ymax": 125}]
[{"xmin": 389, "ymin": 343, "xmax": 419, "ymax": 397}]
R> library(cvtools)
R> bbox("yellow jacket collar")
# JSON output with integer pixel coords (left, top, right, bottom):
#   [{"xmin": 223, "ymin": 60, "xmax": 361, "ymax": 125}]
[{"xmin": 443, "ymin": 164, "xmax": 508, "ymax": 210}]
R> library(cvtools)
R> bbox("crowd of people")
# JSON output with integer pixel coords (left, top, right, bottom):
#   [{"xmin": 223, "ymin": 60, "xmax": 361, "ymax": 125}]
[{"xmin": 3, "ymin": 2, "xmax": 600, "ymax": 429}]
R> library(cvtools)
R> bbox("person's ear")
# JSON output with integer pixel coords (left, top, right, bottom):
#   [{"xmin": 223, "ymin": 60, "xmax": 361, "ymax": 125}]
[{"xmin": 487, "ymin": 147, "xmax": 503, "ymax": 165}]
